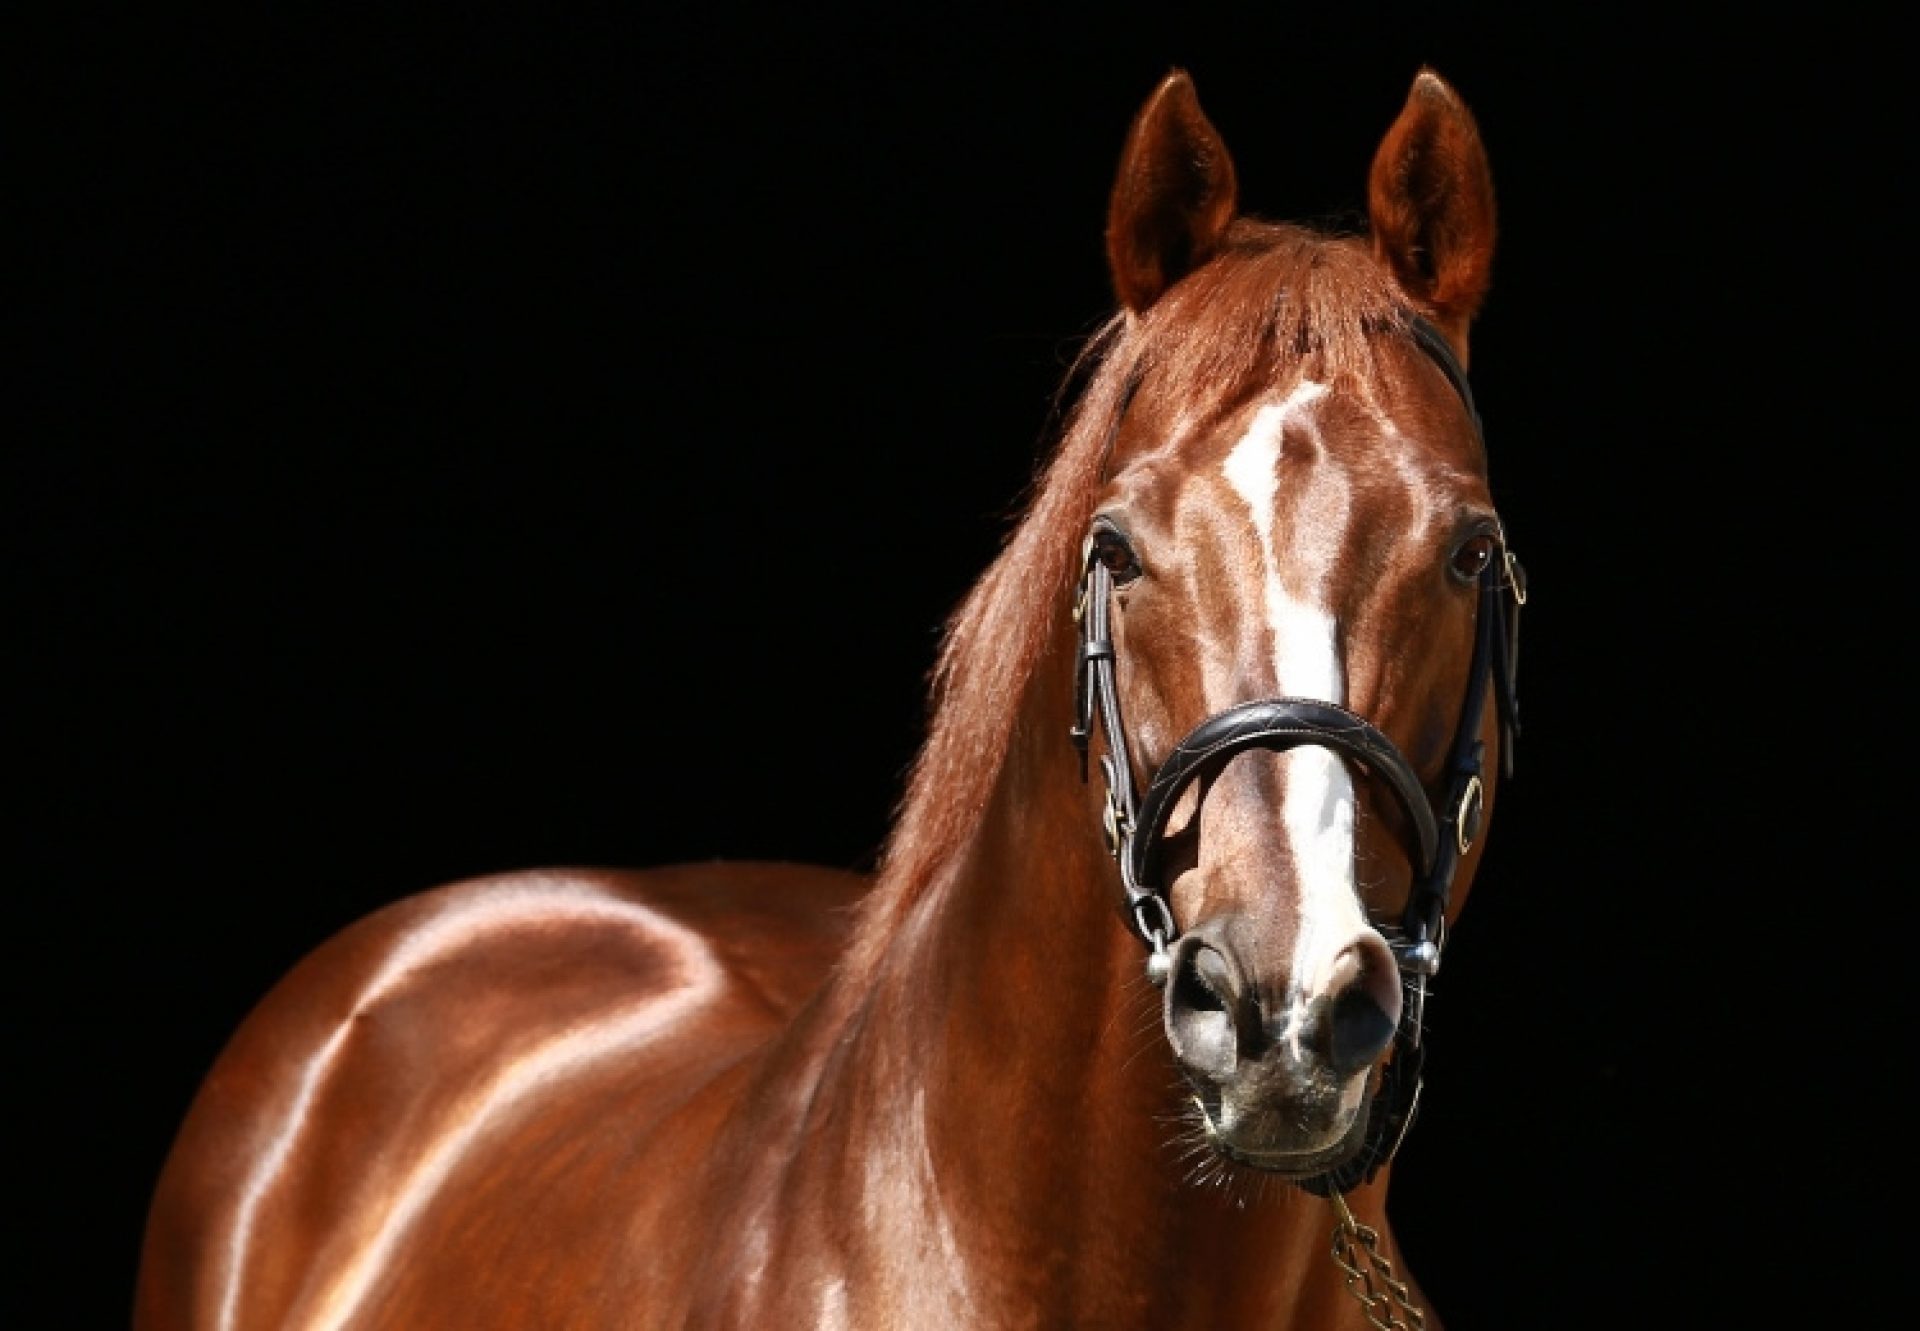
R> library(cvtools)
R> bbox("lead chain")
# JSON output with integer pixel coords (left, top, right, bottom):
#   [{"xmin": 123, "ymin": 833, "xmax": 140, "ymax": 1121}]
[{"xmin": 1329, "ymin": 1191, "xmax": 1427, "ymax": 1331}]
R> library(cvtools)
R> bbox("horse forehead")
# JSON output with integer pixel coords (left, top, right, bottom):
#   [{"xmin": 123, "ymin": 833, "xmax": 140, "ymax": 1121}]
[{"xmin": 1132, "ymin": 375, "xmax": 1430, "ymax": 523}]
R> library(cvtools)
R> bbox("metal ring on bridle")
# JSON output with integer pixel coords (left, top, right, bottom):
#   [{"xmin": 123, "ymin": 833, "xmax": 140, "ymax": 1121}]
[
  {"xmin": 1133, "ymin": 895, "xmax": 1176, "ymax": 987},
  {"xmin": 1452, "ymin": 774, "xmax": 1483, "ymax": 855}
]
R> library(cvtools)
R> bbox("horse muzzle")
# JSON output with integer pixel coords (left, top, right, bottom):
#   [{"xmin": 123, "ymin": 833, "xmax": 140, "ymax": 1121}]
[{"xmin": 1162, "ymin": 918, "xmax": 1400, "ymax": 1174}]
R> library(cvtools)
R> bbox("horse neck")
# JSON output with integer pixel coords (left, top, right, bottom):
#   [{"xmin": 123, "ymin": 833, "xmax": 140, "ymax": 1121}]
[{"xmin": 788, "ymin": 620, "xmax": 1395, "ymax": 1327}]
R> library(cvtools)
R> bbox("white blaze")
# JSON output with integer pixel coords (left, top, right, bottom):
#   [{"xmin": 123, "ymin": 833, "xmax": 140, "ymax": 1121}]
[{"xmin": 1221, "ymin": 385, "xmax": 1370, "ymax": 1040}]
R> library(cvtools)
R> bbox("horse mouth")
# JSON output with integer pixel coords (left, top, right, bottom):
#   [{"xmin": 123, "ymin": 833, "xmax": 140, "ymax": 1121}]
[{"xmin": 1189, "ymin": 1089, "xmax": 1373, "ymax": 1179}]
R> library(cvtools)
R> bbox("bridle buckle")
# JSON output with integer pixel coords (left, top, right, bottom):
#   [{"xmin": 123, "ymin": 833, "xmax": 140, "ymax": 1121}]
[{"xmin": 1099, "ymin": 755, "xmax": 1129, "ymax": 858}]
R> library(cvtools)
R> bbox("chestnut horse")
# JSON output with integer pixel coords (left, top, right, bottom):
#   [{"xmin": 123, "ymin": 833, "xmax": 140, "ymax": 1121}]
[{"xmin": 137, "ymin": 66, "xmax": 1525, "ymax": 1330}]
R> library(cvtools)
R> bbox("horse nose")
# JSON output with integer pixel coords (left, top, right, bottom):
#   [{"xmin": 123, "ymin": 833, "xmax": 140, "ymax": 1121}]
[{"xmin": 1163, "ymin": 922, "xmax": 1403, "ymax": 1080}]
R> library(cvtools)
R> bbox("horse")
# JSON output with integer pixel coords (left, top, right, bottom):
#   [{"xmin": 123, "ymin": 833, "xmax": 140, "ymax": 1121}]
[{"xmin": 135, "ymin": 64, "xmax": 1525, "ymax": 1330}]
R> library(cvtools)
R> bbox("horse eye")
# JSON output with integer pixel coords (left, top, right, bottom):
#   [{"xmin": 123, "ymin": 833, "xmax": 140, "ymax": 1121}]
[
  {"xmin": 1450, "ymin": 533, "xmax": 1497, "ymax": 582},
  {"xmin": 1093, "ymin": 529, "xmax": 1143, "ymax": 583}
]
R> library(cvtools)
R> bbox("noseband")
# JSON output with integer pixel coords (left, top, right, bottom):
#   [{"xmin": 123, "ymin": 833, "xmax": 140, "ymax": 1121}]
[{"xmin": 1070, "ymin": 311, "xmax": 1526, "ymax": 1195}]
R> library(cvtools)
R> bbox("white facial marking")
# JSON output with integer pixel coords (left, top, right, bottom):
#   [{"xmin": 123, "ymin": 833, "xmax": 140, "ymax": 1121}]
[
  {"xmin": 1221, "ymin": 384, "xmax": 1372, "ymax": 1047},
  {"xmin": 1220, "ymin": 386, "xmax": 1343, "ymax": 703}
]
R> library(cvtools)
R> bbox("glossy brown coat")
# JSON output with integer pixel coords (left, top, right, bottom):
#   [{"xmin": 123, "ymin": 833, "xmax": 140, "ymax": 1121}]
[{"xmin": 137, "ymin": 66, "xmax": 1509, "ymax": 1330}]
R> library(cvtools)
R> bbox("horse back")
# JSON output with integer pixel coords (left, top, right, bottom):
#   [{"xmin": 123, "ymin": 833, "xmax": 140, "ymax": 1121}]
[{"xmin": 134, "ymin": 862, "xmax": 868, "ymax": 1330}]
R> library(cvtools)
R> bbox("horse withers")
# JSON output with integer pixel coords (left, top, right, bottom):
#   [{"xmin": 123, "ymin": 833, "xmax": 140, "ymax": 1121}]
[{"xmin": 137, "ymin": 65, "xmax": 1524, "ymax": 1330}]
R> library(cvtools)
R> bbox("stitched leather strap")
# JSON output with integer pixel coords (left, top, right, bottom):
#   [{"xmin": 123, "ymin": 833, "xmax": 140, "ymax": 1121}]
[{"xmin": 1128, "ymin": 698, "xmax": 1440, "ymax": 896}]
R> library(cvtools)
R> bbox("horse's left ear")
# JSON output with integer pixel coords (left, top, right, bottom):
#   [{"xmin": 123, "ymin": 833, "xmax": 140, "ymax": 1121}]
[
  {"xmin": 1106, "ymin": 69, "xmax": 1239, "ymax": 315},
  {"xmin": 1368, "ymin": 67, "xmax": 1497, "ymax": 355}
]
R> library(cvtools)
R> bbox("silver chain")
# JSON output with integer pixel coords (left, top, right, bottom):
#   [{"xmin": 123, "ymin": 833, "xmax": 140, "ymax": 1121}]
[{"xmin": 1329, "ymin": 1191, "xmax": 1427, "ymax": 1330}]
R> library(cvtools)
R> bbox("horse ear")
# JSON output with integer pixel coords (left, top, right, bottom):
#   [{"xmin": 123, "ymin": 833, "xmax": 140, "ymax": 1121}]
[
  {"xmin": 1106, "ymin": 69, "xmax": 1239, "ymax": 315},
  {"xmin": 1367, "ymin": 67, "xmax": 1497, "ymax": 352}
]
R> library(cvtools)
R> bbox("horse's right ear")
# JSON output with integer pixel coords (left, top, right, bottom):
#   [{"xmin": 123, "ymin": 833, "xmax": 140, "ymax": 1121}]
[{"xmin": 1105, "ymin": 70, "xmax": 1239, "ymax": 315}]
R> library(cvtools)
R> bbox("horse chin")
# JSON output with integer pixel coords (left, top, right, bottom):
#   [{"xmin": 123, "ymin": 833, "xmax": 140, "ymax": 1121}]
[{"xmin": 1188, "ymin": 1082, "xmax": 1374, "ymax": 1181}]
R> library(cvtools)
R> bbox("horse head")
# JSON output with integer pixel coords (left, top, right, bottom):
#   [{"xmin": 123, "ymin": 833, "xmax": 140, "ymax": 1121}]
[{"xmin": 1080, "ymin": 67, "xmax": 1517, "ymax": 1188}]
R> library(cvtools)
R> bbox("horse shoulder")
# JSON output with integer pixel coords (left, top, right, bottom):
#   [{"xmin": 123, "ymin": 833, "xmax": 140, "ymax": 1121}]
[{"xmin": 135, "ymin": 861, "xmax": 868, "ymax": 1330}]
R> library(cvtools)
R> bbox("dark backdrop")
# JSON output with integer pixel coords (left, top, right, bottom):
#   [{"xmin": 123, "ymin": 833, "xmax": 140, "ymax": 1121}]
[{"xmin": 22, "ymin": 7, "xmax": 1893, "ymax": 1328}]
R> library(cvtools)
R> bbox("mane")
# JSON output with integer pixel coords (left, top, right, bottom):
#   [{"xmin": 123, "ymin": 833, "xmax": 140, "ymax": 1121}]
[{"xmin": 843, "ymin": 221, "xmax": 1410, "ymax": 975}]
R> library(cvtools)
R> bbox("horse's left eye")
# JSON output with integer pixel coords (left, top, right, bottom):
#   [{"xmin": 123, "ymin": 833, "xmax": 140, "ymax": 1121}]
[{"xmin": 1449, "ymin": 534, "xmax": 1497, "ymax": 582}]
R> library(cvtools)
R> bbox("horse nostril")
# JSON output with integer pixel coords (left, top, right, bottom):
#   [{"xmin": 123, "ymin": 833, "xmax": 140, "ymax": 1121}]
[
  {"xmin": 1327, "ymin": 985, "xmax": 1398, "ymax": 1077},
  {"xmin": 1179, "ymin": 944, "xmax": 1233, "ymax": 1014},
  {"xmin": 1322, "ymin": 935, "xmax": 1403, "ymax": 1077},
  {"xmin": 1164, "ymin": 941, "xmax": 1241, "ymax": 1081}
]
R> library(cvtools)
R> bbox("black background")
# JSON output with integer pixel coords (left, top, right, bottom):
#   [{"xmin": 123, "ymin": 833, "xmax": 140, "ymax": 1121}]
[{"xmin": 22, "ymin": 7, "xmax": 1894, "ymax": 1328}]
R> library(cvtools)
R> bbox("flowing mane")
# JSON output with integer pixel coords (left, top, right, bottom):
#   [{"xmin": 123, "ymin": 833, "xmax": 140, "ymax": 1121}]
[{"xmin": 859, "ymin": 222, "xmax": 1416, "ymax": 966}]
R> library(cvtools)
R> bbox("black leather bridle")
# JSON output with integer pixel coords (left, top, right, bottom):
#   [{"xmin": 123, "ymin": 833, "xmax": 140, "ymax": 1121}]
[{"xmin": 1070, "ymin": 311, "xmax": 1526, "ymax": 1195}]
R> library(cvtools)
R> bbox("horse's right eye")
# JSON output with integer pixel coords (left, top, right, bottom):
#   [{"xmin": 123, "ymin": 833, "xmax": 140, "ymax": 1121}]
[{"xmin": 1093, "ymin": 528, "xmax": 1143, "ymax": 583}]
